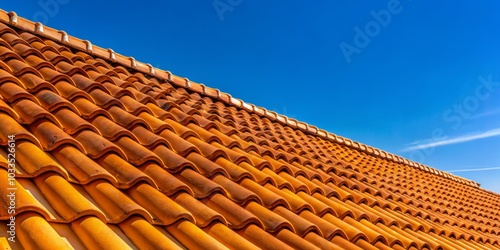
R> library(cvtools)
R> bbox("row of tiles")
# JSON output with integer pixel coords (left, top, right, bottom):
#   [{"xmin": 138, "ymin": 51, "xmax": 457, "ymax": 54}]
[
  {"xmin": 0, "ymin": 23, "xmax": 499, "ymax": 249},
  {"xmin": 1, "ymin": 167, "xmax": 499, "ymax": 250},
  {"xmin": 0, "ymin": 12, "xmax": 484, "ymax": 188},
  {"xmin": 0, "ymin": 28, "xmax": 492, "ymax": 199},
  {"xmin": 182, "ymin": 95, "xmax": 500, "ymax": 220},
  {"xmin": 1, "ymin": 95, "xmax": 499, "ymax": 249},
  {"xmin": 1, "ymin": 105, "xmax": 498, "ymax": 234},
  {"xmin": 0, "ymin": 70, "xmax": 496, "ymax": 229},
  {"xmin": 2, "ymin": 141, "xmax": 498, "ymax": 237},
  {"xmin": 0, "ymin": 67, "xmax": 496, "ymax": 222}
]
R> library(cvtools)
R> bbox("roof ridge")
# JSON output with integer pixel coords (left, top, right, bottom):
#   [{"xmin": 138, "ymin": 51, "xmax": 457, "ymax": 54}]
[{"xmin": 0, "ymin": 9, "xmax": 480, "ymax": 188}]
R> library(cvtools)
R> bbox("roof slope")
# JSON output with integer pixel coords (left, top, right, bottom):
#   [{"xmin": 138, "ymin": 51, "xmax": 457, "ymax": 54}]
[{"xmin": 0, "ymin": 10, "xmax": 499, "ymax": 250}]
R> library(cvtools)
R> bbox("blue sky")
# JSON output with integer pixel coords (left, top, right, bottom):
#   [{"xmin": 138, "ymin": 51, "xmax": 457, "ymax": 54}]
[{"xmin": 3, "ymin": 1, "xmax": 500, "ymax": 193}]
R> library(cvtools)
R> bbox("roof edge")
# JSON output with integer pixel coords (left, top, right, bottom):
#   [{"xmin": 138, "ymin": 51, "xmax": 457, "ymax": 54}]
[{"xmin": 0, "ymin": 9, "xmax": 481, "ymax": 188}]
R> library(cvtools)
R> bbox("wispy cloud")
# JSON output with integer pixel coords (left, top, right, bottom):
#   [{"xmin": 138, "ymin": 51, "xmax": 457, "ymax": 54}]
[
  {"xmin": 445, "ymin": 166, "xmax": 500, "ymax": 173},
  {"xmin": 403, "ymin": 128, "xmax": 500, "ymax": 152},
  {"xmin": 469, "ymin": 109, "xmax": 500, "ymax": 119}
]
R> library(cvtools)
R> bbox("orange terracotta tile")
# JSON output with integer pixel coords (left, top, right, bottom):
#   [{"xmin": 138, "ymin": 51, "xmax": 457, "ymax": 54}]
[
  {"xmin": 0, "ymin": 98, "xmax": 20, "ymax": 121},
  {"xmin": 278, "ymin": 171, "xmax": 310, "ymax": 193},
  {"xmin": 208, "ymin": 127, "xmax": 240, "ymax": 147},
  {"xmin": 151, "ymin": 145, "xmax": 195, "ymax": 172},
  {"xmin": 0, "ymin": 113, "xmax": 41, "ymax": 148},
  {"xmin": 354, "ymin": 238, "xmax": 381, "ymax": 250},
  {"xmin": 174, "ymin": 192, "xmax": 227, "ymax": 227},
  {"xmin": 71, "ymin": 74, "xmax": 104, "ymax": 92},
  {"xmin": 326, "ymin": 182, "xmax": 354, "ymax": 201},
  {"xmin": 165, "ymin": 220, "xmax": 228, "ymax": 250},
  {"xmin": 97, "ymin": 153, "xmax": 155, "ymax": 188},
  {"xmin": 238, "ymin": 162, "xmax": 275, "ymax": 185},
  {"xmin": 4, "ymin": 59, "xmax": 37, "ymax": 77},
  {"xmin": 297, "ymin": 192, "xmax": 335, "ymax": 217},
  {"xmin": 0, "ymin": 236, "xmax": 14, "ymax": 249},
  {"xmin": 237, "ymin": 224, "xmax": 293, "ymax": 250},
  {"xmin": 35, "ymin": 90, "xmax": 79, "ymax": 113},
  {"xmin": 119, "ymin": 216, "xmax": 184, "ymax": 249},
  {"xmin": 0, "ymin": 170, "xmax": 54, "ymax": 220},
  {"xmin": 101, "ymin": 81, "xmax": 133, "ymax": 98},
  {"xmin": 71, "ymin": 216, "xmax": 132, "ymax": 249},
  {"xmin": 273, "ymin": 206, "xmax": 322, "ymax": 237},
  {"xmin": 126, "ymin": 86, "xmax": 157, "ymax": 104},
  {"xmin": 163, "ymin": 118, "xmax": 196, "ymax": 136},
  {"xmin": 232, "ymin": 148, "xmax": 270, "ymax": 170},
  {"xmin": 262, "ymin": 168, "xmax": 294, "ymax": 190},
  {"xmin": 322, "ymin": 213, "xmax": 367, "ymax": 242},
  {"xmin": 0, "ymin": 149, "xmax": 8, "ymax": 170},
  {"xmin": 74, "ymin": 130, "xmax": 127, "ymax": 159},
  {"xmin": 311, "ymin": 179, "xmax": 337, "ymax": 197},
  {"xmin": 202, "ymin": 222, "xmax": 259, "ymax": 250},
  {"xmin": 145, "ymin": 102, "xmax": 170, "ymax": 119},
  {"xmin": 296, "ymin": 175, "xmax": 325, "ymax": 195},
  {"xmin": 12, "ymin": 99, "xmax": 58, "ymax": 125},
  {"xmin": 130, "ymin": 126, "xmax": 169, "ymax": 149},
  {"xmin": 72, "ymin": 97, "xmax": 111, "ymax": 119},
  {"xmin": 331, "ymin": 235, "xmax": 364, "ymax": 250},
  {"xmin": 341, "ymin": 200, "xmax": 379, "ymax": 222},
  {"xmin": 245, "ymin": 201, "xmax": 294, "ymax": 233},
  {"xmin": 175, "ymin": 169, "xmax": 225, "ymax": 198},
  {"xmin": 203, "ymin": 193, "xmax": 263, "ymax": 230},
  {"xmin": 51, "ymin": 145, "xmax": 117, "ymax": 185},
  {"xmin": 159, "ymin": 129, "xmax": 200, "ymax": 156},
  {"xmin": 264, "ymin": 183, "xmax": 313, "ymax": 213},
  {"xmin": 168, "ymin": 107, "xmax": 194, "ymax": 124},
  {"xmin": 54, "ymin": 108, "xmax": 100, "ymax": 135},
  {"xmin": 212, "ymin": 142, "xmax": 253, "ymax": 164},
  {"xmin": 360, "ymin": 220, "xmax": 403, "ymax": 247},
  {"xmin": 120, "ymin": 95, "xmax": 151, "ymax": 114},
  {"xmin": 185, "ymin": 153, "xmax": 227, "ymax": 177},
  {"xmin": 107, "ymin": 106, "xmax": 151, "ymax": 130},
  {"xmin": 303, "ymin": 232, "xmax": 342, "ymax": 250},
  {"xmin": 138, "ymin": 112, "xmax": 173, "ymax": 133},
  {"xmin": 126, "ymin": 183, "xmax": 194, "ymax": 225},
  {"xmin": 83, "ymin": 180, "xmax": 153, "ymax": 223},
  {"xmin": 212, "ymin": 175, "xmax": 261, "ymax": 205},
  {"xmin": 33, "ymin": 173, "xmax": 106, "ymax": 222},
  {"xmin": 240, "ymin": 178, "xmax": 290, "ymax": 209},
  {"xmin": 37, "ymin": 67, "xmax": 74, "ymax": 83},
  {"xmin": 91, "ymin": 116, "xmax": 138, "ymax": 141},
  {"xmin": 114, "ymin": 136, "xmax": 164, "ymax": 167},
  {"xmin": 214, "ymin": 157, "xmax": 254, "ymax": 182},
  {"xmin": 187, "ymin": 123, "xmax": 220, "ymax": 142},
  {"xmin": 138, "ymin": 163, "xmax": 193, "ymax": 196},
  {"xmin": 276, "ymin": 229, "xmax": 321, "ymax": 250},
  {"xmin": 30, "ymin": 120, "xmax": 85, "ymax": 152},
  {"xmin": 187, "ymin": 137, "xmax": 228, "ymax": 159},
  {"xmin": 14, "ymin": 141, "xmax": 68, "ymax": 177},
  {"xmin": 16, "ymin": 212, "xmax": 72, "ymax": 250}
]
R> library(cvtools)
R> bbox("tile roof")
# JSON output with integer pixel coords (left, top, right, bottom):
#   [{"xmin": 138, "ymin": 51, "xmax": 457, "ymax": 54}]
[{"xmin": 0, "ymin": 9, "xmax": 499, "ymax": 250}]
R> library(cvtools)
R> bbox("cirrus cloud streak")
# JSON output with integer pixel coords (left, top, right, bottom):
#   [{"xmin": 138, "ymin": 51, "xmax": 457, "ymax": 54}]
[{"xmin": 403, "ymin": 128, "xmax": 500, "ymax": 152}]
